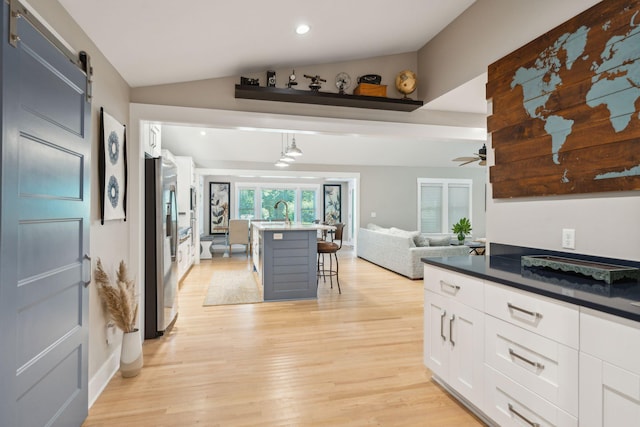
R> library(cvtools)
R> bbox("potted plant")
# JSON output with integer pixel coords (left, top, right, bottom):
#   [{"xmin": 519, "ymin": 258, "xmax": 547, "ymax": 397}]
[
  {"xmin": 452, "ymin": 217, "xmax": 472, "ymax": 244},
  {"xmin": 94, "ymin": 258, "xmax": 143, "ymax": 377}
]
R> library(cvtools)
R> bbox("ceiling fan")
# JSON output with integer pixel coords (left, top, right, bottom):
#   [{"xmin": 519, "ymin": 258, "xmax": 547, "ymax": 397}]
[{"xmin": 453, "ymin": 144, "xmax": 487, "ymax": 166}]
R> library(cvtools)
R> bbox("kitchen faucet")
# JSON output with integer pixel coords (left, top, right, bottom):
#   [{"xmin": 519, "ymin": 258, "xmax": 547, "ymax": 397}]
[{"xmin": 274, "ymin": 200, "xmax": 290, "ymax": 225}]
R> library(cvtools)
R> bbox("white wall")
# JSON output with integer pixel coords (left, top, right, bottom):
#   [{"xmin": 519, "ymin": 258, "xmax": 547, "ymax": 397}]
[
  {"xmin": 486, "ymin": 190, "xmax": 640, "ymax": 260},
  {"xmin": 417, "ymin": 0, "xmax": 601, "ymax": 102},
  {"xmin": 27, "ymin": 0, "xmax": 132, "ymax": 406},
  {"xmin": 358, "ymin": 165, "xmax": 486, "ymax": 237}
]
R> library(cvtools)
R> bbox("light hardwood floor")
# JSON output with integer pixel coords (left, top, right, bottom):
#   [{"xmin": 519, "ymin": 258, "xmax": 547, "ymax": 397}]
[{"xmin": 83, "ymin": 249, "xmax": 484, "ymax": 427}]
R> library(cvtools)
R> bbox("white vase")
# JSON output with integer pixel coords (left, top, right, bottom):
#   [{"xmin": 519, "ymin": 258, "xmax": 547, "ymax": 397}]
[{"xmin": 120, "ymin": 328, "xmax": 143, "ymax": 378}]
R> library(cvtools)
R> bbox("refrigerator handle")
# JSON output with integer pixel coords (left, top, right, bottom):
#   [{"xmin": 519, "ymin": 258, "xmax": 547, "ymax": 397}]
[{"xmin": 170, "ymin": 188, "xmax": 178, "ymax": 261}]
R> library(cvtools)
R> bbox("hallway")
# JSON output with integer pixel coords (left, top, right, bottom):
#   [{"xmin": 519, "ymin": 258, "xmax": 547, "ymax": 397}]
[{"xmin": 83, "ymin": 251, "xmax": 482, "ymax": 426}]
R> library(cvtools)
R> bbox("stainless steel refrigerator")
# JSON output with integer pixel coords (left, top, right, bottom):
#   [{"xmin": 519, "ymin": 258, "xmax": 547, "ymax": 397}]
[{"xmin": 144, "ymin": 156, "xmax": 179, "ymax": 339}]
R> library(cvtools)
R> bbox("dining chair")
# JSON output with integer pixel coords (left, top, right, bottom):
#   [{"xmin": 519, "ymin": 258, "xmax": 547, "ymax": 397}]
[{"xmin": 228, "ymin": 219, "xmax": 250, "ymax": 255}]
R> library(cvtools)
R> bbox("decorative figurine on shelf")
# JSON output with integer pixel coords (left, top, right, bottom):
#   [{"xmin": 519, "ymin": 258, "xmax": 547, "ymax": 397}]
[
  {"xmin": 266, "ymin": 70, "xmax": 276, "ymax": 87},
  {"xmin": 357, "ymin": 74, "xmax": 382, "ymax": 85},
  {"xmin": 304, "ymin": 74, "xmax": 326, "ymax": 91},
  {"xmin": 240, "ymin": 76, "xmax": 259, "ymax": 86},
  {"xmin": 335, "ymin": 72, "xmax": 352, "ymax": 95},
  {"xmin": 287, "ymin": 69, "xmax": 298, "ymax": 88},
  {"xmin": 395, "ymin": 70, "xmax": 417, "ymax": 99}
]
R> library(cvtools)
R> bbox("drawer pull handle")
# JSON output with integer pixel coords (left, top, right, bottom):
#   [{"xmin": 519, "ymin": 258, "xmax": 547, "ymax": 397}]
[
  {"xmin": 508, "ymin": 403, "xmax": 540, "ymax": 427},
  {"xmin": 508, "ymin": 348, "xmax": 545, "ymax": 370},
  {"xmin": 440, "ymin": 280, "xmax": 460, "ymax": 292},
  {"xmin": 507, "ymin": 302, "xmax": 542, "ymax": 319},
  {"xmin": 449, "ymin": 314, "xmax": 455, "ymax": 347},
  {"xmin": 440, "ymin": 310, "xmax": 447, "ymax": 340}
]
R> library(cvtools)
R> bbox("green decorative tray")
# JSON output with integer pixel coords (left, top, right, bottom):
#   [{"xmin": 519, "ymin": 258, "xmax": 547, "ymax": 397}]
[{"xmin": 521, "ymin": 255, "xmax": 640, "ymax": 285}]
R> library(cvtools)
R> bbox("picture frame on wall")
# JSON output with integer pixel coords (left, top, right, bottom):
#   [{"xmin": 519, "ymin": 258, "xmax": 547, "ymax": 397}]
[
  {"xmin": 210, "ymin": 182, "xmax": 230, "ymax": 234},
  {"xmin": 323, "ymin": 184, "xmax": 341, "ymax": 224},
  {"xmin": 99, "ymin": 107, "xmax": 127, "ymax": 225}
]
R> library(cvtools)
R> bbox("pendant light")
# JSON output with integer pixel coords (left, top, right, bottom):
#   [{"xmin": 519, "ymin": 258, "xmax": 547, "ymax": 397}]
[
  {"xmin": 275, "ymin": 134, "xmax": 291, "ymax": 167},
  {"xmin": 286, "ymin": 133, "xmax": 303, "ymax": 157}
]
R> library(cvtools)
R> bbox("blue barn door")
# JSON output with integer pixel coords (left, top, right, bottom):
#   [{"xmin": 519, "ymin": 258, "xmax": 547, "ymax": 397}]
[{"xmin": 0, "ymin": 1, "xmax": 92, "ymax": 426}]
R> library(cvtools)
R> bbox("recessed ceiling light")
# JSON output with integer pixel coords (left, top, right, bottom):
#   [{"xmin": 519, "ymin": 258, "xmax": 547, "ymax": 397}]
[
  {"xmin": 200, "ymin": 131, "xmax": 206, "ymax": 136},
  {"xmin": 296, "ymin": 24, "xmax": 310, "ymax": 35}
]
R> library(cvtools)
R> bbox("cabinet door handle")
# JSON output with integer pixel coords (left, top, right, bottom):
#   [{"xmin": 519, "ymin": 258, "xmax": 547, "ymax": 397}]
[
  {"xmin": 508, "ymin": 403, "xmax": 540, "ymax": 427},
  {"xmin": 449, "ymin": 314, "xmax": 455, "ymax": 347},
  {"xmin": 508, "ymin": 348, "xmax": 545, "ymax": 370},
  {"xmin": 507, "ymin": 302, "xmax": 542, "ymax": 319},
  {"xmin": 440, "ymin": 310, "xmax": 447, "ymax": 340},
  {"xmin": 440, "ymin": 280, "xmax": 460, "ymax": 292}
]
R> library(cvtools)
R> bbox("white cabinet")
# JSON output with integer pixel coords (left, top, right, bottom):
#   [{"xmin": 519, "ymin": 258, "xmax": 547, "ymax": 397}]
[
  {"xmin": 483, "ymin": 281, "xmax": 579, "ymax": 424},
  {"xmin": 424, "ymin": 266, "xmax": 485, "ymax": 410},
  {"xmin": 579, "ymin": 308, "xmax": 640, "ymax": 427},
  {"xmin": 252, "ymin": 225, "xmax": 261, "ymax": 282},
  {"xmin": 142, "ymin": 123, "xmax": 161, "ymax": 157},
  {"xmin": 484, "ymin": 366, "xmax": 578, "ymax": 427},
  {"xmin": 177, "ymin": 238, "xmax": 192, "ymax": 282},
  {"xmin": 484, "ymin": 282, "xmax": 579, "ymax": 349},
  {"xmin": 424, "ymin": 264, "xmax": 640, "ymax": 426},
  {"xmin": 485, "ymin": 315, "xmax": 579, "ymax": 416}
]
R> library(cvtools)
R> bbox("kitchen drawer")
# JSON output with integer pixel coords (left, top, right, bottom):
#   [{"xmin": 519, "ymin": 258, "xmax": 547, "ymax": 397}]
[
  {"xmin": 485, "ymin": 365, "xmax": 578, "ymax": 427},
  {"xmin": 485, "ymin": 282, "xmax": 579, "ymax": 349},
  {"xmin": 424, "ymin": 265, "xmax": 484, "ymax": 311},
  {"xmin": 485, "ymin": 315, "xmax": 578, "ymax": 416},
  {"xmin": 580, "ymin": 308, "xmax": 640, "ymax": 375}
]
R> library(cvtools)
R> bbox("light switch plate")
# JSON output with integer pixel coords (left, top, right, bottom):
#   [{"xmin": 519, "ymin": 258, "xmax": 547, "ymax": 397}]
[{"xmin": 562, "ymin": 228, "xmax": 575, "ymax": 249}]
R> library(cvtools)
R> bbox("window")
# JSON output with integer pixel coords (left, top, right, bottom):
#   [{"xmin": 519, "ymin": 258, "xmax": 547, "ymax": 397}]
[
  {"xmin": 235, "ymin": 184, "xmax": 319, "ymax": 223},
  {"xmin": 418, "ymin": 178, "xmax": 472, "ymax": 234},
  {"xmin": 238, "ymin": 189, "xmax": 255, "ymax": 219},
  {"xmin": 300, "ymin": 190, "xmax": 316, "ymax": 224},
  {"xmin": 261, "ymin": 188, "xmax": 295, "ymax": 221}
]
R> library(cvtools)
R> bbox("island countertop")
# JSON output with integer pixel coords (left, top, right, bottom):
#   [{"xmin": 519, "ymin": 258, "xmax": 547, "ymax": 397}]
[{"xmin": 251, "ymin": 222, "xmax": 335, "ymax": 232}]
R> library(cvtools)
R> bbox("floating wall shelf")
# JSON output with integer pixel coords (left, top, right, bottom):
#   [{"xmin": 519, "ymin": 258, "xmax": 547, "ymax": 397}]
[{"xmin": 234, "ymin": 85, "xmax": 424, "ymax": 112}]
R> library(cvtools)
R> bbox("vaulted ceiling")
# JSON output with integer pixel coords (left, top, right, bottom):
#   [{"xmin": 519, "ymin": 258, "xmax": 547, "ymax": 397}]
[{"xmin": 59, "ymin": 0, "xmax": 488, "ymax": 169}]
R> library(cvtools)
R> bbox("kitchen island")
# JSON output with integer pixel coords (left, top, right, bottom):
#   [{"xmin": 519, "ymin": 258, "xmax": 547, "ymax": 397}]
[{"xmin": 252, "ymin": 222, "xmax": 334, "ymax": 301}]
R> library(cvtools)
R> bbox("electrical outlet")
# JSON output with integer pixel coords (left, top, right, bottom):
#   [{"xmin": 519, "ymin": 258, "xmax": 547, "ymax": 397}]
[
  {"xmin": 562, "ymin": 228, "xmax": 575, "ymax": 249},
  {"xmin": 371, "ymin": 212, "xmax": 376, "ymax": 218}
]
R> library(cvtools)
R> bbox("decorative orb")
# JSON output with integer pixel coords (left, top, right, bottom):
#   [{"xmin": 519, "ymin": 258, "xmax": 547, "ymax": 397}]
[{"xmin": 395, "ymin": 70, "xmax": 417, "ymax": 96}]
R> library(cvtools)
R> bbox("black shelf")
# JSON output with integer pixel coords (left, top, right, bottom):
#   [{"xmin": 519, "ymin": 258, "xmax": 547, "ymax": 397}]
[{"xmin": 234, "ymin": 84, "xmax": 423, "ymax": 112}]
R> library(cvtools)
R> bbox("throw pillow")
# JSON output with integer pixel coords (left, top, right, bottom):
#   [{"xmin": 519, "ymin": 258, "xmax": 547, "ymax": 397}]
[
  {"xmin": 428, "ymin": 235, "xmax": 451, "ymax": 246},
  {"xmin": 414, "ymin": 234, "xmax": 430, "ymax": 247}
]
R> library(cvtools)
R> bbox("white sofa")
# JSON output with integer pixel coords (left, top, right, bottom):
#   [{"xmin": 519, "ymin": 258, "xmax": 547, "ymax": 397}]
[{"xmin": 357, "ymin": 226, "xmax": 470, "ymax": 279}]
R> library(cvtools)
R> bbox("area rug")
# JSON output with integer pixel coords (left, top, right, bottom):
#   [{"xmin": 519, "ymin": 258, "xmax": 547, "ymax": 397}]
[{"xmin": 203, "ymin": 271, "xmax": 263, "ymax": 306}]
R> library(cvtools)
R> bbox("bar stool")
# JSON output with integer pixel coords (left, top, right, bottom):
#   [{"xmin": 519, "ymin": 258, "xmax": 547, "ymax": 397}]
[{"xmin": 317, "ymin": 223, "xmax": 345, "ymax": 293}]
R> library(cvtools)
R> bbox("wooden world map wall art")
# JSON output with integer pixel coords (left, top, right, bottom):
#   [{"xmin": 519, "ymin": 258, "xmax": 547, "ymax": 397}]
[{"xmin": 487, "ymin": 0, "xmax": 640, "ymax": 198}]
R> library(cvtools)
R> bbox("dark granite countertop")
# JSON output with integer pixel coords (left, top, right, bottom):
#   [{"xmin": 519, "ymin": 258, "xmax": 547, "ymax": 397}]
[{"xmin": 421, "ymin": 249, "xmax": 640, "ymax": 323}]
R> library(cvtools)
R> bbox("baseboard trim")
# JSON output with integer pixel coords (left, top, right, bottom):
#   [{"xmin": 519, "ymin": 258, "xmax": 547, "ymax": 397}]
[
  {"xmin": 431, "ymin": 375, "xmax": 496, "ymax": 427},
  {"xmin": 88, "ymin": 346, "xmax": 121, "ymax": 408}
]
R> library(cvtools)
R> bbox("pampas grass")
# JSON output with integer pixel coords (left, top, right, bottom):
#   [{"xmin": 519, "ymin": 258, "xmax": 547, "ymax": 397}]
[{"xmin": 94, "ymin": 258, "xmax": 138, "ymax": 333}]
